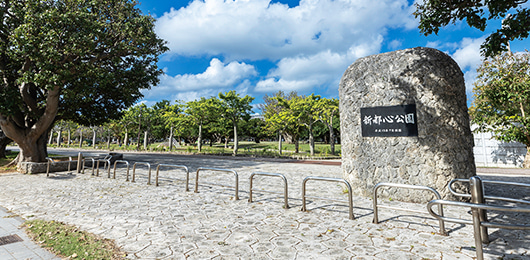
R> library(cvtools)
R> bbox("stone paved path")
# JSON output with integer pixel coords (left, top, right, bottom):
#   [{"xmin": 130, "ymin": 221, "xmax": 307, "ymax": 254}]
[{"xmin": 0, "ymin": 153, "xmax": 529, "ymax": 259}]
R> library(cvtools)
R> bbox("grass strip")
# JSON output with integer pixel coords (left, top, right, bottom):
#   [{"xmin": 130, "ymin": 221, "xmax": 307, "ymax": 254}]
[{"xmin": 25, "ymin": 219, "xmax": 125, "ymax": 259}]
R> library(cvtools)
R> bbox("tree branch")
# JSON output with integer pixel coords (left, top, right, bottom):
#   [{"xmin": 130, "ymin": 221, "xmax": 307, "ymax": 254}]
[{"xmin": 28, "ymin": 85, "xmax": 61, "ymax": 141}]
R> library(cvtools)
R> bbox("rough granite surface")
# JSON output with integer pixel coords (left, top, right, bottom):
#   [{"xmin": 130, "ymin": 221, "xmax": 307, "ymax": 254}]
[{"xmin": 339, "ymin": 47, "xmax": 476, "ymax": 202}]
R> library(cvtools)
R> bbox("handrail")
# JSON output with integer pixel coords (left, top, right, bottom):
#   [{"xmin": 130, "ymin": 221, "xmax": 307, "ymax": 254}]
[
  {"xmin": 448, "ymin": 178, "xmax": 471, "ymax": 198},
  {"xmin": 449, "ymin": 178, "xmax": 530, "ymax": 205},
  {"xmin": 194, "ymin": 167, "xmax": 239, "ymax": 200},
  {"xmin": 155, "ymin": 164, "xmax": 189, "ymax": 191},
  {"xmin": 132, "ymin": 162, "xmax": 152, "ymax": 184},
  {"xmin": 96, "ymin": 157, "xmax": 112, "ymax": 177},
  {"xmin": 301, "ymin": 176, "xmax": 353, "ymax": 220},
  {"xmin": 427, "ymin": 199, "xmax": 530, "ymax": 260},
  {"xmin": 45, "ymin": 157, "xmax": 54, "ymax": 177},
  {"xmin": 372, "ymin": 182, "xmax": 446, "ymax": 235},
  {"xmin": 248, "ymin": 172, "xmax": 289, "ymax": 209},
  {"xmin": 46, "ymin": 157, "xmax": 75, "ymax": 177},
  {"xmin": 82, "ymin": 158, "xmax": 95, "ymax": 175},
  {"xmin": 112, "ymin": 160, "xmax": 130, "ymax": 180}
]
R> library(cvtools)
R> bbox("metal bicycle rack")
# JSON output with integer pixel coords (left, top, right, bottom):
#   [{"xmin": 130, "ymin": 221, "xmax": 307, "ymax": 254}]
[
  {"xmin": 132, "ymin": 162, "xmax": 152, "ymax": 184},
  {"xmin": 372, "ymin": 182, "xmax": 446, "ymax": 235},
  {"xmin": 81, "ymin": 158, "xmax": 96, "ymax": 175},
  {"xmin": 248, "ymin": 172, "xmax": 289, "ymax": 209},
  {"xmin": 429, "ymin": 175, "xmax": 530, "ymax": 260},
  {"xmin": 112, "ymin": 160, "xmax": 130, "ymax": 180},
  {"xmin": 95, "ymin": 155, "xmax": 112, "ymax": 177},
  {"xmin": 449, "ymin": 176, "xmax": 530, "ymax": 243},
  {"xmin": 46, "ymin": 156, "xmax": 74, "ymax": 177},
  {"xmin": 449, "ymin": 177, "xmax": 530, "ymax": 205},
  {"xmin": 301, "ymin": 176, "xmax": 354, "ymax": 220},
  {"xmin": 155, "ymin": 164, "xmax": 189, "ymax": 191},
  {"xmin": 194, "ymin": 167, "xmax": 239, "ymax": 200},
  {"xmin": 427, "ymin": 199, "xmax": 530, "ymax": 260}
]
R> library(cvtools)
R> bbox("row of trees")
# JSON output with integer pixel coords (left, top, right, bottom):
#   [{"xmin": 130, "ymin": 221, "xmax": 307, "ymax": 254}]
[
  {"xmin": 48, "ymin": 90, "xmax": 341, "ymax": 156},
  {"xmin": 1, "ymin": 0, "xmax": 529, "ymax": 168}
]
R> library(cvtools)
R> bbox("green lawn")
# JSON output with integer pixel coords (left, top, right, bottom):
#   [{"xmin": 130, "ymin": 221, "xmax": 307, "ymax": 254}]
[{"xmin": 51, "ymin": 141, "xmax": 341, "ymax": 159}]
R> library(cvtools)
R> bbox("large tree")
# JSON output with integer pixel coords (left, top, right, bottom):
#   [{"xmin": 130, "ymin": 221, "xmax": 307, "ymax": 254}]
[
  {"xmin": 286, "ymin": 94, "xmax": 321, "ymax": 156},
  {"xmin": 186, "ymin": 97, "xmax": 221, "ymax": 153},
  {"xmin": 414, "ymin": 0, "xmax": 530, "ymax": 57},
  {"xmin": 0, "ymin": 0, "xmax": 167, "ymax": 166},
  {"xmin": 161, "ymin": 101, "xmax": 187, "ymax": 150},
  {"xmin": 316, "ymin": 97, "xmax": 339, "ymax": 155},
  {"xmin": 470, "ymin": 50, "xmax": 530, "ymax": 167},
  {"xmin": 0, "ymin": 129, "xmax": 11, "ymax": 158},
  {"xmin": 219, "ymin": 91, "xmax": 254, "ymax": 156},
  {"xmin": 260, "ymin": 91, "xmax": 298, "ymax": 154}
]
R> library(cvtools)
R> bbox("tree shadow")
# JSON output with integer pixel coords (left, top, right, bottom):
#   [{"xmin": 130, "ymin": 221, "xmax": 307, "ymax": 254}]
[{"xmin": 489, "ymin": 142, "xmax": 526, "ymax": 167}]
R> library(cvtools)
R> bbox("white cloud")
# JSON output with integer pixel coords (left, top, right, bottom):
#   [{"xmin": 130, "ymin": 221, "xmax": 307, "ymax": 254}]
[
  {"xmin": 451, "ymin": 37, "xmax": 485, "ymax": 71},
  {"xmin": 142, "ymin": 58, "xmax": 257, "ymax": 102},
  {"xmin": 450, "ymin": 37, "xmax": 485, "ymax": 95},
  {"xmin": 388, "ymin": 39, "xmax": 402, "ymax": 50},
  {"xmin": 156, "ymin": 0, "xmax": 415, "ymax": 61},
  {"xmin": 255, "ymin": 36, "xmax": 383, "ymax": 93}
]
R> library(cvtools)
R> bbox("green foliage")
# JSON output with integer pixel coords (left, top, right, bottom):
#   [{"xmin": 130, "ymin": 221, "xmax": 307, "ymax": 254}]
[
  {"xmin": 414, "ymin": 1, "xmax": 530, "ymax": 57},
  {"xmin": 219, "ymin": 90, "xmax": 255, "ymax": 155},
  {"xmin": 0, "ymin": 0, "xmax": 167, "ymax": 163},
  {"xmin": 25, "ymin": 219, "xmax": 124, "ymax": 259},
  {"xmin": 470, "ymin": 51, "xmax": 530, "ymax": 147},
  {"xmin": 0, "ymin": 0, "xmax": 167, "ymax": 124}
]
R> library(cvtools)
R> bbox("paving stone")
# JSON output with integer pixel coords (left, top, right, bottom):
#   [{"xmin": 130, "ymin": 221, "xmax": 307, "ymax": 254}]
[{"xmin": 0, "ymin": 155, "xmax": 529, "ymax": 260}]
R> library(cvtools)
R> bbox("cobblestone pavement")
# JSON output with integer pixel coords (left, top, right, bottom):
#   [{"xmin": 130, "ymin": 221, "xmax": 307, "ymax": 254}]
[{"xmin": 0, "ymin": 152, "xmax": 529, "ymax": 259}]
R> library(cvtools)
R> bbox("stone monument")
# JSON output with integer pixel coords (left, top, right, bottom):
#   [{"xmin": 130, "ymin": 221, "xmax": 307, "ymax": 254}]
[{"xmin": 339, "ymin": 47, "xmax": 475, "ymax": 202}]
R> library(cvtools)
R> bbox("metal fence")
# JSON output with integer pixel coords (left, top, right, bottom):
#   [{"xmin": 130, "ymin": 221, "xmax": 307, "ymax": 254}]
[
  {"xmin": 372, "ymin": 182, "xmax": 446, "ymax": 235},
  {"xmin": 429, "ymin": 176, "xmax": 530, "ymax": 260},
  {"xmin": 301, "ymin": 176, "xmax": 354, "ymax": 220},
  {"xmin": 194, "ymin": 167, "xmax": 239, "ymax": 200},
  {"xmin": 248, "ymin": 172, "xmax": 289, "ymax": 209}
]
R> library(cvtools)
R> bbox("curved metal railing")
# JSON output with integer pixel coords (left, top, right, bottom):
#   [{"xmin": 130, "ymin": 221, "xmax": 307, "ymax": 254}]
[
  {"xmin": 449, "ymin": 178, "xmax": 530, "ymax": 205},
  {"xmin": 248, "ymin": 172, "xmax": 289, "ymax": 209},
  {"xmin": 194, "ymin": 167, "xmax": 239, "ymax": 200},
  {"xmin": 301, "ymin": 176, "xmax": 354, "ymax": 220},
  {"xmin": 113, "ymin": 160, "xmax": 130, "ymax": 180},
  {"xmin": 427, "ymin": 199, "xmax": 530, "ymax": 260},
  {"xmin": 132, "ymin": 162, "xmax": 152, "ymax": 184},
  {"xmin": 372, "ymin": 182, "xmax": 446, "ymax": 235},
  {"xmin": 155, "ymin": 164, "xmax": 189, "ymax": 191}
]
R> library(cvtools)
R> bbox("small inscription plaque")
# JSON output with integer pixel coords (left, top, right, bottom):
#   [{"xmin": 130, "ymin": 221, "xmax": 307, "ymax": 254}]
[{"xmin": 361, "ymin": 104, "xmax": 418, "ymax": 137}]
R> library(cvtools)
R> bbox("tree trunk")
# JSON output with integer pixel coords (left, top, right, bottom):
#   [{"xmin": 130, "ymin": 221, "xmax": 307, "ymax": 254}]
[
  {"xmin": 124, "ymin": 131, "xmax": 128, "ymax": 147},
  {"xmin": 0, "ymin": 132, "xmax": 12, "ymax": 159},
  {"xmin": 233, "ymin": 123, "xmax": 238, "ymax": 156},
  {"xmin": 67, "ymin": 129, "xmax": 71, "ymax": 148},
  {"xmin": 79, "ymin": 131, "xmax": 83, "ymax": 148},
  {"xmin": 329, "ymin": 129, "xmax": 336, "ymax": 155},
  {"xmin": 169, "ymin": 126, "xmax": 174, "ymax": 151},
  {"xmin": 278, "ymin": 130, "xmax": 282, "ymax": 155},
  {"xmin": 107, "ymin": 131, "xmax": 111, "ymax": 150},
  {"xmin": 327, "ymin": 120, "xmax": 336, "ymax": 155},
  {"xmin": 0, "ymin": 85, "xmax": 60, "ymax": 167},
  {"xmin": 295, "ymin": 138, "xmax": 299, "ymax": 154},
  {"xmin": 197, "ymin": 124, "xmax": 202, "ymax": 152},
  {"xmin": 308, "ymin": 122, "xmax": 314, "ymax": 156},
  {"xmin": 143, "ymin": 131, "xmax": 148, "ymax": 150},
  {"xmin": 56, "ymin": 129, "xmax": 62, "ymax": 147},
  {"xmin": 16, "ymin": 132, "xmax": 49, "ymax": 165},
  {"xmin": 48, "ymin": 131, "xmax": 53, "ymax": 145},
  {"xmin": 523, "ymin": 149, "xmax": 530, "ymax": 168},
  {"xmin": 92, "ymin": 129, "xmax": 97, "ymax": 148}
]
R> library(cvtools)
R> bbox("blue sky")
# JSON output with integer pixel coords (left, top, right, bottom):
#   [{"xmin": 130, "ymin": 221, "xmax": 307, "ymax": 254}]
[{"xmin": 135, "ymin": 0, "xmax": 530, "ymax": 110}]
